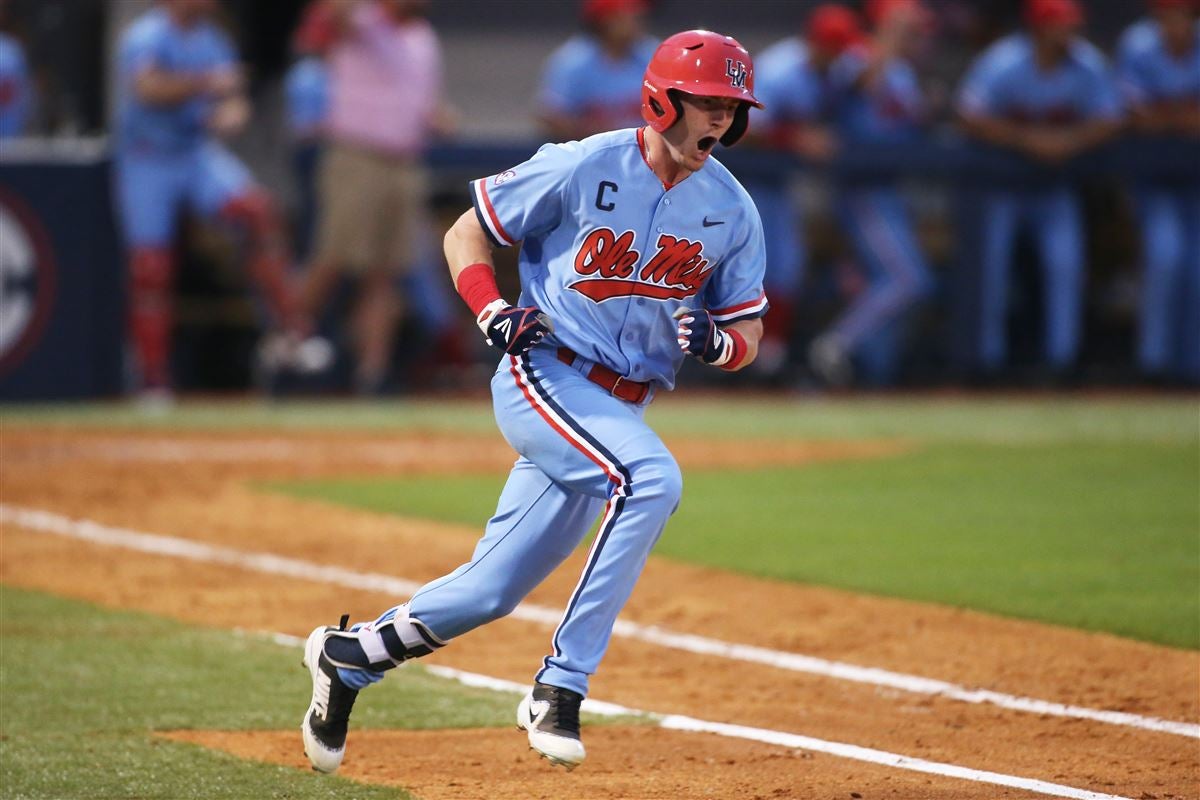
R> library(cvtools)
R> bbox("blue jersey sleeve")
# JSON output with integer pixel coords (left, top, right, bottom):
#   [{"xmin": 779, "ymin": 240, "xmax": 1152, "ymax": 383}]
[
  {"xmin": 703, "ymin": 207, "xmax": 769, "ymax": 324},
  {"xmin": 470, "ymin": 141, "xmax": 581, "ymax": 248},
  {"xmin": 957, "ymin": 50, "xmax": 1004, "ymax": 117},
  {"xmin": 1075, "ymin": 44, "xmax": 1123, "ymax": 120},
  {"xmin": 120, "ymin": 22, "xmax": 169, "ymax": 84},
  {"xmin": 1116, "ymin": 27, "xmax": 1152, "ymax": 106},
  {"xmin": 756, "ymin": 41, "xmax": 825, "ymax": 125},
  {"xmin": 829, "ymin": 48, "xmax": 868, "ymax": 93},
  {"xmin": 285, "ymin": 59, "xmax": 329, "ymax": 134},
  {"xmin": 207, "ymin": 28, "xmax": 237, "ymax": 72}
]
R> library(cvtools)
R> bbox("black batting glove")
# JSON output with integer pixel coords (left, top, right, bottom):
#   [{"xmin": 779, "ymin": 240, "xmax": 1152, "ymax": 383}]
[{"xmin": 477, "ymin": 299, "xmax": 555, "ymax": 355}]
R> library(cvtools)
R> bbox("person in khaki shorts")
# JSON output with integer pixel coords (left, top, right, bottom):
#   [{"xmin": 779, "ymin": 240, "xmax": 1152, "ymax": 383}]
[{"xmin": 293, "ymin": 0, "xmax": 453, "ymax": 393}]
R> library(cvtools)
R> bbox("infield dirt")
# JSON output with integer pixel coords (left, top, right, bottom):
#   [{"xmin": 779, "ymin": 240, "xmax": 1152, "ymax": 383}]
[{"xmin": 2, "ymin": 427, "xmax": 1197, "ymax": 799}]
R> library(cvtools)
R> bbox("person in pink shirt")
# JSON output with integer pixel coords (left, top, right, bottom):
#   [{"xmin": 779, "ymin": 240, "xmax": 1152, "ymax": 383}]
[{"xmin": 293, "ymin": 0, "xmax": 453, "ymax": 393}]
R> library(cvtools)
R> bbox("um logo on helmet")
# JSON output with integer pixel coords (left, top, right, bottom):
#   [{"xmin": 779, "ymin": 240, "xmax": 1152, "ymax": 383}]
[{"xmin": 725, "ymin": 59, "xmax": 747, "ymax": 89}]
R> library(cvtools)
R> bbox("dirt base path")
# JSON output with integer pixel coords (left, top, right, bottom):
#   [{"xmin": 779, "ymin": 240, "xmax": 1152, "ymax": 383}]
[{"xmin": 2, "ymin": 427, "xmax": 1197, "ymax": 800}]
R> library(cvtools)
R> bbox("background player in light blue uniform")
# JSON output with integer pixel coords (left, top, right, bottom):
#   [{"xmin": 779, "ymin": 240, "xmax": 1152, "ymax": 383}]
[
  {"xmin": 0, "ymin": 27, "xmax": 32, "ymax": 138},
  {"xmin": 957, "ymin": 0, "xmax": 1122, "ymax": 376},
  {"xmin": 1116, "ymin": 0, "xmax": 1200, "ymax": 384},
  {"xmin": 536, "ymin": 0, "xmax": 659, "ymax": 140},
  {"xmin": 301, "ymin": 29, "xmax": 768, "ymax": 775},
  {"xmin": 809, "ymin": 0, "xmax": 935, "ymax": 386},
  {"xmin": 748, "ymin": 3, "xmax": 858, "ymax": 376},
  {"xmin": 115, "ymin": 0, "xmax": 300, "ymax": 396}
]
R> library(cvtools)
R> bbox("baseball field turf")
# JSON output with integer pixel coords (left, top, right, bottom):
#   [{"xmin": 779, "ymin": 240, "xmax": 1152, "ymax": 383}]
[{"xmin": 1, "ymin": 394, "xmax": 1196, "ymax": 798}]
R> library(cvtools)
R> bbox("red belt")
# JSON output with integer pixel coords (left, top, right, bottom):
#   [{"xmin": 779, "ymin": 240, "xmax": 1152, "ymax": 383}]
[{"xmin": 557, "ymin": 347, "xmax": 652, "ymax": 405}]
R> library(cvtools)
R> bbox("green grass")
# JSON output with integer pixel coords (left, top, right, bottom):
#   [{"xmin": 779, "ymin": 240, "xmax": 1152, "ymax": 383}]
[
  {"xmin": 265, "ymin": 438, "xmax": 1199, "ymax": 650},
  {"xmin": 2, "ymin": 395, "xmax": 1196, "ymax": 443},
  {"xmin": 0, "ymin": 587, "xmax": 629, "ymax": 800},
  {"xmin": 664, "ymin": 442, "xmax": 1199, "ymax": 648}
]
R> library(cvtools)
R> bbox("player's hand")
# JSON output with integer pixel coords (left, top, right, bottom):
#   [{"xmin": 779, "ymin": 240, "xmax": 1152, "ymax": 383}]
[
  {"xmin": 674, "ymin": 307, "xmax": 733, "ymax": 365},
  {"xmin": 204, "ymin": 69, "xmax": 242, "ymax": 98},
  {"xmin": 208, "ymin": 96, "xmax": 250, "ymax": 138},
  {"xmin": 477, "ymin": 299, "xmax": 554, "ymax": 355}
]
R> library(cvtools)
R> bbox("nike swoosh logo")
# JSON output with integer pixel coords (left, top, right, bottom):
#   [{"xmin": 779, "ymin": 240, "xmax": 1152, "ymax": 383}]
[
  {"xmin": 702, "ymin": 217, "xmax": 724, "ymax": 227},
  {"xmin": 528, "ymin": 699, "xmax": 549, "ymax": 727}
]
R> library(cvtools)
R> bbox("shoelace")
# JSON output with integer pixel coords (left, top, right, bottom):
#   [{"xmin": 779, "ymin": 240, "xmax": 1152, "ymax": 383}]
[{"xmin": 547, "ymin": 689, "xmax": 581, "ymax": 736}]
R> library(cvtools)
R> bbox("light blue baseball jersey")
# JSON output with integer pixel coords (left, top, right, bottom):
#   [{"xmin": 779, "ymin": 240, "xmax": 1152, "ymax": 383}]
[
  {"xmin": 471, "ymin": 127, "xmax": 768, "ymax": 391},
  {"xmin": 831, "ymin": 47, "xmax": 924, "ymax": 142},
  {"xmin": 958, "ymin": 33, "xmax": 1122, "ymax": 123},
  {"xmin": 0, "ymin": 32, "xmax": 32, "ymax": 138},
  {"xmin": 284, "ymin": 56, "xmax": 330, "ymax": 138},
  {"xmin": 116, "ymin": 8, "xmax": 237, "ymax": 153},
  {"xmin": 537, "ymin": 35, "xmax": 660, "ymax": 131},
  {"xmin": 1116, "ymin": 18, "xmax": 1200, "ymax": 108}
]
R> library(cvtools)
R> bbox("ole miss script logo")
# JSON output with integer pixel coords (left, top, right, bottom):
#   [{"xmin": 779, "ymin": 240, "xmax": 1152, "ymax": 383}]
[{"xmin": 569, "ymin": 227, "xmax": 712, "ymax": 302}]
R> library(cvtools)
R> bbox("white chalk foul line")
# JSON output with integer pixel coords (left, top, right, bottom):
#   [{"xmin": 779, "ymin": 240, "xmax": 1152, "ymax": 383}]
[
  {"xmin": 2, "ymin": 502, "xmax": 1196, "ymax": 744},
  {"xmin": 261, "ymin": 631, "xmax": 1133, "ymax": 800}
]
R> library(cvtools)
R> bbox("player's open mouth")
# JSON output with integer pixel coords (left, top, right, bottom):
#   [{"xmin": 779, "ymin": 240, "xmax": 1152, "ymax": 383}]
[{"xmin": 697, "ymin": 136, "xmax": 717, "ymax": 153}]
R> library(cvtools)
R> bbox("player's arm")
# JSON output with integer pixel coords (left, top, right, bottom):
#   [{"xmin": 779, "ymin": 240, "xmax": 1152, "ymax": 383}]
[
  {"xmin": 958, "ymin": 110, "xmax": 1028, "ymax": 151},
  {"xmin": 444, "ymin": 208, "xmax": 496, "ymax": 284},
  {"xmin": 720, "ymin": 317, "xmax": 762, "ymax": 371},
  {"xmin": 133, "ymin": 66, "xmax": 213, "ymax": 106},
  {"xmin": 133, "ymin": 52, "xmax": 243, "ymax": 107},
  {"xmin": 1055, "ymin": 116, "xmax": 1123, "ymax": 158},
  {"xmin": 444, "ymin": 209, "xmax": 553, "ymax": 355},
  {"xmin": 1131, "ymin": 99, "xmax": 1200, "ymax": 136},
  {"xmin": 201, "ymin": 60, "xmax": 250, "ymax": 137},
  {"xmin": 1174, "ymin": 101, "xmax": 1200, "ymax": 137}
]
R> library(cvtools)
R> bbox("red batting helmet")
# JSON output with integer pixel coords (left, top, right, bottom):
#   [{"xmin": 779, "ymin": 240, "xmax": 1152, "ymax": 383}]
[
  {"xmin": 582, "ymin": 0, "xmax": 647, "ymax": 24},
  {"xmin": 641, "ymin": 29, "xmax": 764, "ymax": 147}
]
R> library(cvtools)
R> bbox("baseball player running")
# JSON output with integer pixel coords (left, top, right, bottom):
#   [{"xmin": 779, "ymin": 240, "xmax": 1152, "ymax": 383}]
[{"xmin": 301, "ymin": 29, "xmax": 768, "ymax": 773}]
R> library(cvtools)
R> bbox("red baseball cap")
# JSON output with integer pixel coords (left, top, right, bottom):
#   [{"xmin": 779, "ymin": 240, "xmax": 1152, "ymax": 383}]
[
  {"xmin": 582, "ymin": 0, "xmax": 647, "ymax": 24},
  {"xmin": 1025, "ymin": 0, "xmax": 1085, "ymax": 29},
  {"xmin": 807, "ymin": 4, "xmax": 866, "ymax": 53},
  {"xmin": 865, "ymin": 0, "xmax": 919, "ymax": 26}
]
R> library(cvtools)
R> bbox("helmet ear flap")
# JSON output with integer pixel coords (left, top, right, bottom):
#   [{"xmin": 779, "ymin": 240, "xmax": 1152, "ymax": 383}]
[
  {"xmin": 643, "ymin": 86, "xmax": 681, "ymax": 131},
  {"xmin": 666, "ymin": 89, "xmax": 684, "ymax": 129},
  {"xmin": 719, "ymin": 102, "xmax": 751, "ymax": 147},
  {"xmin": 644, "ymin": 88, "xmax": 685, "ymax": 132}
]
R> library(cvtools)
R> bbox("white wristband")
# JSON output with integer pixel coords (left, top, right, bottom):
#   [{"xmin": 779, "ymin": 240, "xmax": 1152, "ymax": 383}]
[
  {"xmin": 710, "ymin": 328, "xmax": 734, "ymax": 366},
  {"xmin": 476, "ymin": 298, "xmax": 509, "ymax": 336}
]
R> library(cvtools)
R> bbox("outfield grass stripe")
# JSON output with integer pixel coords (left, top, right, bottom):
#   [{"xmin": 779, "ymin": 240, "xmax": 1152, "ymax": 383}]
[
  {"xmin": 4, "ymin": 502, "xmax": 1196, "ymax": 743},
  {"xmin": 263, "ymin": 629, "xmax": 1134, "ymax": 800}
]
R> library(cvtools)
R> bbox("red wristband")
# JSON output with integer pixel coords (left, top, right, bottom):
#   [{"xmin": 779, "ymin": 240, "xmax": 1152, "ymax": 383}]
[
  {"xmin": 719, "ymin": 329, "xmax": 748, "ymax": 371},
  {"xmin": 456, "ymin": 263, "xmax": 503, "ymax": 317}
]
